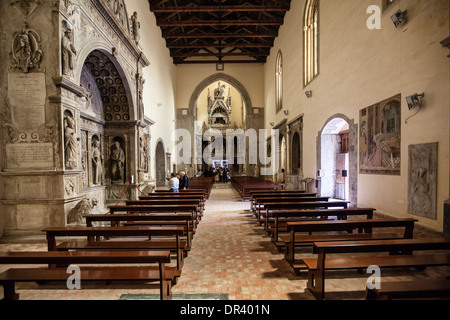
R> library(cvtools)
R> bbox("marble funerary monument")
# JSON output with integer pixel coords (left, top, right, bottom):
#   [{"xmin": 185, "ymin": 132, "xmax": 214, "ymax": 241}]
[{"xmin": 0, "ymin": 0, "xmax": 153, "ymax": 237}]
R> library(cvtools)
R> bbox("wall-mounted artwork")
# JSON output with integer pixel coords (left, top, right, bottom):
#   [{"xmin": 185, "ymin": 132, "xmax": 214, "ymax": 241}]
[
  {"xmin": 408, "ymin": 143, "xmax": 438, "ymax": 220},
  {"xmin": 359, "ymin": 94, "xmax": 401, "ymax": 175}
]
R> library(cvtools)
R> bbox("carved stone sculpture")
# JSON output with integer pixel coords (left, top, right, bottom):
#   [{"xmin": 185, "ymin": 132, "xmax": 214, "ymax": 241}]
[
  {"xmin": 67, "ymin": 196, "xmax": 99, "ymax": 225},
  {"xmin": 61, "ymin": 28, "xmax": 77, "ymax": 76},
  {"xmin": 92, "ymin": 140, "xmax": 103, "ymax": 185},
  {"xmin": 131, "ymin": 11, "xmax": 140, "ymax": 45},
  {"xmin": 111, "ymin": 140, "xmax": 125, "ymax": 183},
  {"xmin": 64, "ymin": 113, "xmax": 77, "ymax": 169},
  {"xmin": 10, "ymin": 29, "xmax": 43, "ymax": 73}
]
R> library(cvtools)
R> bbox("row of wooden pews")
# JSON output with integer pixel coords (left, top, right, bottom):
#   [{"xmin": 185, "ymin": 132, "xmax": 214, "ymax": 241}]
[
  {"xmin": 245, "ymin": 184, "xmax": 450, "ymax": 300},
  {"xmin": 231, "ymin": 176, "xmax": 284, "ymax": 201},
  {"xmin": 0, "ymin": 178, "xmax": 214, "ymax": 300}
]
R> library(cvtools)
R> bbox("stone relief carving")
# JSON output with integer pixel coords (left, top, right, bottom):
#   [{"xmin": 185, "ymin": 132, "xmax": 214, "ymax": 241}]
[
  {"xmin": 9, "ymin": 29, "xmax": 43, "ymax": 73},
  {"xmin": 61, "ymin": 26, "xmax": 77, "ymax": 77},
  {"xmin": 67, "ymin": 4, "xmax": 82, "ymax": 30},
  {"xmin": 67, "ymin": 196, "xmax": 98, "ymax": 225},
  {"xmin": 408, "ymin": 143, "xmax": 437, "ymax": 220},
  {"xmin": 106, "ymin": 0, "xmax": 130, "ymax": 33},
  {"xmin": 139, "ymin": 135, "xmax": 148, "ymax": 171},
  {"xmin": 11, "ymin": 0, "xmax": 41, "ymax": 19},
  {"xmin": 64, "ymin": 177, "xmax": 76, "ymax": 196},
  {"xmin": 64, "ymin": 111, "xmax": 78, "ymax": 169}
]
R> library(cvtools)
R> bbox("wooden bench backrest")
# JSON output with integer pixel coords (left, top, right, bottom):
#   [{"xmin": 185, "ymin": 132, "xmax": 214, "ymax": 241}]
[
  {"xmin": 0, "ymin": 250, "xmax": 171, "ymax": 264},
  {"xmin": 312, "ymin": 237, "xmax": 450, "ymax": 254},
  {"xmin": 265, "ymin": 201, "xmax": 349, "ymax": 210},
  {"xmin": 272, "ymin": 208, "xmax": 375, "ymax": 218},
  {"xmin": 287, "ymin": 218, "xmax": 417, "ymax": 233}
]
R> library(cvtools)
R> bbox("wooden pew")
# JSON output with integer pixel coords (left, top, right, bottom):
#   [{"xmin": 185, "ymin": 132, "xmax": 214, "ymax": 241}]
[
  {"xmin": 83, "ymin": 213, "xmax": 194, "ymax": 250},
  {"xmin": 255, "ymin": 197, "xmax": 331, "ymax": 224},
  {"xmin": 231, "ymin": 176, "xmax": 284, "ymax": 200},
  {"xmin": 139, "ymin": 194, "xmax": 206, "ymax": 209},
  {"xmin": 304, "ymin": 238, "xmax": 450, "ymax": 300},
  {"xmin": 262, "ymin": 201, "xmax": 350, "ymax": 226},
  {"xmin": 44, "ymin": 226, "xmax": 185, "ymax": 275},
  {"xmin": 125, "ymin": 199, "xmax": 204, "ymax": 215},
  {"xmin": 250, "ymin": 191, "xmax": 314, "ymax": 213},
  {"xmin": 365, "ymin": 279, "xmax": 450, "ymax": 300},
  {"xmin": 108, "ymin": 204, "xmax": 200, "ymax": 223},
  {"xmin": 284, "ymin": 218, "xmax": 417, "ymax": 275},
  {"xmin": 0, "ymin": 250, "xmax": 173, "ymax": 300},
  {"xmin": 269, "ymin": 208, "xmax": 376, "ymax": 250}
]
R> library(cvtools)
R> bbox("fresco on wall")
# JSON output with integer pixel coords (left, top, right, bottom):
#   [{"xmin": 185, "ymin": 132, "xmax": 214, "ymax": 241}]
[
  {"xmin": 408, "ymin": 143, "xmax": 437, "ymax": 220},
  {"xmin": 359, "ymin": 94, "xmax": 401, "ymax": 175}
]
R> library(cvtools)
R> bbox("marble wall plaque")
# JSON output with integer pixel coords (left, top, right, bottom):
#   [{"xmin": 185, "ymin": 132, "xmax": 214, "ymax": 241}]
[
  {"xmin": 6, "ymin": 143, "xmax": 54, "ymax": 168},
  {"xmin": 408, "ymin": 142, "xmax": 437, "ymax": 220},
  {"xmin": 8, "ymin": 73, "xmax": 46, "ymax": 130}
]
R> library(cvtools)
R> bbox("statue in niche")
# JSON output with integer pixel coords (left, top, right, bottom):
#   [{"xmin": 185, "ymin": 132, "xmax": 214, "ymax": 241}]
[
  {"xmin": 131, "ymin": 11, "xmax": 140, "ymax": 45},
  {"xmin": 64, "ymin": 113, "xmax": 77, "ymax": 169},
  {"xmin": 111, "ymin": 140, "xmax": 125, "ymax": 183},
  {"xmin": 10, "ymin": 29, "xmax": 43, "ymax": 73},
  {"xmin": 61, "ymin": 28, "xmax": 77, "ymax": 76},
  {"xmin": 92, "ymin": 139, "xmax": 103, "ymax": 185}
]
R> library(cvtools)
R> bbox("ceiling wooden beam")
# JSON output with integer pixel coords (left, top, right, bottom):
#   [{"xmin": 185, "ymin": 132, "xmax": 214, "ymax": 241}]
[
  {"xmin": 150, "ymin": 5, "xmax": 290, "ymax": 13},
  {"xmin": 171, "ymin": 52, "xmax": 269, "ymax": 58},
  {"xmin": 174, "ymin": 59, "xmax": 267, "ymax": 64},
  {"xmin": 167, "ymin": 43, "xmax": 272, "ymax": 49},
  {"xmin": 157, "ymin": 19, "xmax": 284, "ymax": 27},
  {"xmin": 162, "ymin": 32, "xmax": 278, "ymax": 39}
]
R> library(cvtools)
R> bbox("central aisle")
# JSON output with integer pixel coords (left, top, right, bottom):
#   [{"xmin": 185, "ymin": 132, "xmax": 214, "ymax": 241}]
[{"xmin": 172, "ymin": 184, "xmax": 310, "ymax": 300}]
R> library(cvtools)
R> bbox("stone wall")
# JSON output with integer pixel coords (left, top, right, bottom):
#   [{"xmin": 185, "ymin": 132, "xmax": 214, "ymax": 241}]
[{"xmin": 264, "ymin": 0, "xmax": 450, "ymax": 231}]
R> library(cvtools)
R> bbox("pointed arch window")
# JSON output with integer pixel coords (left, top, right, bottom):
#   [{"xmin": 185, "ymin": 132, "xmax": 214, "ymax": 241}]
[
  {"xmin": 275, "ymin": 50, "xmax": 283, "ymax": 113},
  {"xmin": 304, "ymin": 0, "xmax": 319, "ymax": 87}
]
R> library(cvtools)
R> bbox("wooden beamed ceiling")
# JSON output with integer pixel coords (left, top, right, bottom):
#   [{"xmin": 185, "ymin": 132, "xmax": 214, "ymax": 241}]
[{"xmin": 148, "ymin": 0, "xmax": 291, "ymax": 65}]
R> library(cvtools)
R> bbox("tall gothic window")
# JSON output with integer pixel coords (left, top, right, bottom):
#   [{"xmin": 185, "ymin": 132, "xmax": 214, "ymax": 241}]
[
  {"xmin": 275, "ymin": 50, "xmax": 283, "ymax": 113},
  {"xmin": 304, "ymin": 0, "xmax": 319, "ymax": 87}
]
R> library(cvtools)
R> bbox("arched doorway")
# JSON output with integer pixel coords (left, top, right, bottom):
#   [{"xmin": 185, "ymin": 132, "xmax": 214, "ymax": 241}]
[
  {"xmin": 155, "ymin": 140, "xmax": 166, "ymax": 187},
  {"xmin": 278, "ymin": 135, "xmax": 287, "ymax": 183},
  {"xmin": 317, "ymin": 114, "xmax": 358, "ymax": 206}
]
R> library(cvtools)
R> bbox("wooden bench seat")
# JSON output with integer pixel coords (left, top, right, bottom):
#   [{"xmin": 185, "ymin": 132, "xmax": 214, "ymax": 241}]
[
  {"xmin": 108, "ymin": 204, "xmax": 200, "ymax": 223},
  {"xmin": 304, "ymin": 238, "xmax": 450, "ymax": 300},
  {"xmin": 83, "ymin": 213, "xmax": 194, "ymax": 246},
  {"xmin": 260, "ymin": 201, "xmax": 350, "ymax": 226},
  {"xmin": 365, "ymin": 279, "xmax": 450, "ymax": 300},
  {"xmin": 250, "ymin": 192, "xmax": 316, "ymax": 213},
  {"xmin": 0, "ymin": 250, "xmax": 173, "ymax": 300},
  {"xmin": 44, "ymin": 226, "xmax": 185, "ymax": 272},
  {"xmin": 254, "ymin": 197, "xmax": 330, "ymax": 221},
  {"xmin": 267, "ymin": 208, "xmax": 376, "ymax": 243},
  {"xmin": 56, "ymin": 239, "xmax": 189, "ymax": 276},
  {"xmin": 283, "ymin": 218, "xmax": 417, "ymax": 274}
]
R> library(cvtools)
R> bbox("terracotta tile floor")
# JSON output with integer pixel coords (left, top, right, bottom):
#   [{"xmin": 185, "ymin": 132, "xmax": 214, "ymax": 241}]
[{"xmin": 0, "ymin": 184, "xmax": 448, "ymax": 300}]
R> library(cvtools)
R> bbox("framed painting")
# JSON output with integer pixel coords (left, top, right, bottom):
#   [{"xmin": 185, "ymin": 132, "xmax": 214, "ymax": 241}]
[{"xmin": 359, "ymin": 94, "xmax": 401, "ymax": 175}]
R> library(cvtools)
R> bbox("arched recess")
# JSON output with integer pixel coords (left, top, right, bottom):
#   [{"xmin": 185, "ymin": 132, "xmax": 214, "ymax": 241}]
[
  {"xmin": 189, "ymin": 73, "xmax": 254, "ymax": 120},
  {"xmin": 317, "ymin": 114, "xmax": 358, "ymax": 206},
  {"xmin": 80, "ymin": 49, "xmax": 135, "ymax": 122},
  {"xmin": 155, "ymin": 139, "xmax": 166, "ymax": 187}
]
